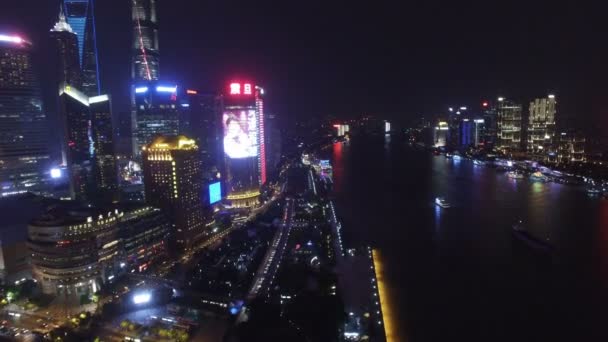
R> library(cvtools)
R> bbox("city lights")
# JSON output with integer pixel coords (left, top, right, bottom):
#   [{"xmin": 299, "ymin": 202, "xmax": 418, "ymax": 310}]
[
  {"xmin": 132, "ymin": 292, "xmax": 151, "ymax": 304},
  {"xmin": 156, "ymin": 85, "xmax": 177, "ymax": 93},
  {"xmin": 50, "ymin": 168, "xmax": 62, "ymax": 179},
  {"xmin": 0, "ymin": 34, "xmax": 23, "ymax": 44},
  {"xmin": 230, "ymin": 83, "xmax": 241, "ymax": 94},
  {"xmin": 135, "ymin": 86, "xmax": 148, "ymax": 93}
]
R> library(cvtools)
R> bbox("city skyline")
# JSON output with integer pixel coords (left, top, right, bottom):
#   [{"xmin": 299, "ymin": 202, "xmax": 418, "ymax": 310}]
[{"xmin": 0, "ymin": 1, "xmax": 606, "ymax": 130}]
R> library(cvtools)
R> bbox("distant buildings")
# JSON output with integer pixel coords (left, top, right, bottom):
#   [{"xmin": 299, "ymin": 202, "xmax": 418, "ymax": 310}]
[
  {"xmin": 558, "ymin": 131, "xmax": 586, "ymax": 163},
  {"xmin": 63, "ymin": 0, "xmax": 100, "ymax": 96},
  {"xmin": 0, "ymin": 35, "xmax": 52, "ymax": 197},
  {"xmin": 142, "ymin": 136, "xmax": 209, "ymax": 250},
  {"xmin": 433, "ymin": 121, "xmax": 449, "ymax": 147},
  {"xmin": 527, "ymin": 95, "xmax": 557, "ymax": 157},
  {"xmin": 496, "ymin": 97, "xmax": 523, "ymax": 152},
  {"xmin": 28, "ymin": 201, "xmax": 169, "ymax": 296}
]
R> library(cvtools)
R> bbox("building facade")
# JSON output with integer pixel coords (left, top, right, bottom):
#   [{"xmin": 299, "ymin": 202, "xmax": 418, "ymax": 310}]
[
  {"xmin": 0, "ymin": 35, "xmax": 52, "ymax": 197},
  {"xmin": 223, "ymin": 82, "xmax": 267, "ymax": 208},
  {"xmin": 90, "ymin": 95, "xmax": 118, "ymax": 193},
  {"xmin": 133, "ymin": 83, "xmax": 179, "ymax": 156},
  {"xmin": 131, "ymin": 0, "xmax": 160, "ymax": 82},
  {"xmin": 496, "ymin": 97, "xmax": 523, "ymax": 152},
  {"xmin": 28, "ymin": 202, "xmax": 169, "ymax": 296},
  {"xmin": 63, "ymin": 0, "xmax": 100, "ymax": 96},
  {"xmin": 557, "ymin": 131, "xmax": 586, "ymax": 163},
  {"xmin": 58, "ymin": 85, "xmax": 115, "ymax": 201},
  {"xmin": 527, "ymin": 95, "xmax": 557, "ymax": 156},
  {"xmin": 142, "ymin": 136, "xmax": 208, "ymax": 250}
]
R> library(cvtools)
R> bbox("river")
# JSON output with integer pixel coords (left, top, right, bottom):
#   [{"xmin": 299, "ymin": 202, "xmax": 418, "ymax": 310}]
[{"xmin": 325, "ymin": 134, "xmax": 608, "ymax": 342}]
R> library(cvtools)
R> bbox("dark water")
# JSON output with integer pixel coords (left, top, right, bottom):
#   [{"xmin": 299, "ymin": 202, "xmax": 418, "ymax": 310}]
[{"xmin": 327, "ymin": 135, "xmax": 608, "ymax": 342}]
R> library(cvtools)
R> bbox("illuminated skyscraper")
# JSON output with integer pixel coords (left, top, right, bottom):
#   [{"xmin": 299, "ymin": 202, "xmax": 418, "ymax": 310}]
[
  {"xmin": 90, "ymin": 95, "xmax": 118, "ymax": 192},
  {"xmin": 0, "ymin": 35, "xmax": 52, "ymax": 197},
  {"xmin": 63, "ymin": 0, "xmax": 100, "ymax": 96},
  {"xmin": 527, "ymin": 95, "xmax": 557, "ymax": 156},
  {"xmin": 133, "ymin": 82, "xmax": 179, "ymax": 155},
  {"xmin": 132, "ymin": 0, "xmax": 160, "ymax": 82},
  {"xmin": 58, "ymin": 85, "xmax": 116, "ymax": 201},
  {"xmin": 222, "ymin": 82, "xmax": 267, "ymax": 208},
  {"xmin": 142, "ymin": 136, "xmax": 208, "ymax": 250},
  {"xmin": 496, "ymin": 97, "xmax": 523, "ymax": 152},
  {"xmin": 50, "ymin": 5, "xmax": 81, "ymax": 88}
]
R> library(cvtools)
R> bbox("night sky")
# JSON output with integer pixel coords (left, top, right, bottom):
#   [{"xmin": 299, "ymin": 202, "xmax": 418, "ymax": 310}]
[{"xmin": 1, "ymin": 1, "xmax": 607, "ymax": 129}]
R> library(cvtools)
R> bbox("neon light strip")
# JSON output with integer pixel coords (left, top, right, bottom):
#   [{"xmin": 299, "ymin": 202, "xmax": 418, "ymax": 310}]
[
  {"xmin": 0, "ymin": 35, "xmax": 23, "ymax": 44},
  {"xmin": 134, "ymin": 0, "xmax": 152, "ymax": 81}
]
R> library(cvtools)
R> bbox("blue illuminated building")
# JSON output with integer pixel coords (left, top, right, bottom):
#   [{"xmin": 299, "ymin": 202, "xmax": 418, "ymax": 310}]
[{"xmin": 63, "ymin": 0, "xmax": 100, "ymax": 96}]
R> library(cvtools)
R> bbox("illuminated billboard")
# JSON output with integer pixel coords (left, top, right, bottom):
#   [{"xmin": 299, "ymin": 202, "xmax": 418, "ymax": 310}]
[
  {"xmin": 223, "ymin": 109, "xmax": 258, "ymax": 159},
  {"xmin": 209, "ymin": 182, "xmax": 221, "ymax": 204}
]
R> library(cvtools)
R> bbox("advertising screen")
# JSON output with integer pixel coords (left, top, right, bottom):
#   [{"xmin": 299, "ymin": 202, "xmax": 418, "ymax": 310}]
[
  {"xmin": 223, "ymin": 109, "xmax": 258, "ymax": 159},
  {"xmin": 209, "ymin": 182, "xmax": 222, "ymax": 204}
]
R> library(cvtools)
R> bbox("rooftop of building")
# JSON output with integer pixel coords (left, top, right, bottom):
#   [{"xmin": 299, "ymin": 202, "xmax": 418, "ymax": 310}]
[
  {"xmin": 29, "ymin": 200, "xmax": 156, "ymax": 227},
  {"xmin": 144, "ymin": 135, "xmax": 198, "ymax": 151}
]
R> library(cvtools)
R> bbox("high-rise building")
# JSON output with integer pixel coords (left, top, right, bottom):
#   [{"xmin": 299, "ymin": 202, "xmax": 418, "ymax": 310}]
[
  {"xmin": 58, "ymin": 85, "xmax": 115, "ymax": 201},
  {"xmin": 58, "ymin": 85, "xmax": 92, "ymax": 200},
  {"xmin": 180, "ymin": 89, "xmax": 224, "ymax": 178},
  {"xmin": 222, "ymin": 82, "xmax": 267, "ymax": 208},
  {"xmin": 527, "ymin": 95, "xmax": 557, "ymax": 156},
  {"xmin": 0, "ymin": 35, "xmax": 52, "ymax": 197},
  {"xmin": 63, "ymin": 0, "xmax": 100, "ymax": 96},
  {"xmin": 496, "ymin": 97, "xmax": 523, "ymax": 152},
  {"xmin": 133, "ymin": 82, "xmax": 179, "ymax": 156},
  {"xmin": 142, "ymin": 136, "xmax": 208, "ymax": 250},
  {"xmin": 265, "ymin": 112, "xmax": 282, "ymax": 177},
  {"xmin": 90, "ymin": 95, "xmax": 117, "ymax": 192},
  {"xmin": 557, "ymin": 130, "xmax": 585, "ymax": 164},
  {"xmin": 131, "ymin": 0, "xmax": 160, "ymax": 82},
  {"xmin": 481, "ymin": 101, "xmax": 497, "ymax": 147},
  {"xmin": 50, "ymin": 5, "xmax": 81, "ymax": 89},
  {"xmin": 433, "ymin": 121, "xmax": 449, "ymax": 147}
]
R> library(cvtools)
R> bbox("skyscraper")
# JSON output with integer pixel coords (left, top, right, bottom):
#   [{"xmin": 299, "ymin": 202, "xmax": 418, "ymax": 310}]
[
  {"xmin": 90, "ymin": 95, "xmax": 118, "ymax": 192},
  {"xmin": 0, "ymin": 35, "xmax": 52, "ymax": 197},
  {"xmin": 58, "ymin": 84, "xmax": 115, "ymax": 201},
  {"xmin": 132, "ymin": 0, "xmax": 160, "ymax": 82},
  {"xmin": 496, "ymin": 97, "xmax": 523, "ymax": 152},
  {"xmin": 180, "ymin": 89, "xmax": 224, "ymax": 178},
  {"xmin": 63, "ymin": 0, "xmax": 100, "ymax": 96},
  {"xmin": 142, "ymin": 136, "xmax": 208, "ymax": 250},
  {"xmin": 58, "ymin": 85, "xmax": 93, "ymax": 200},
  {"xmin": 133, "ymin": 82, "xmax": 179, "ymax": 155},
  {"xmin": 50, "ymin": 5, "xmax": 81, "ymax": 88},
  {"xmin": 527, "ymin": 95, "xmax": 557, "ymax": 156},
  {"xmin": 222, "ymin": 82, "xmax": 267, "ymax": 208}
]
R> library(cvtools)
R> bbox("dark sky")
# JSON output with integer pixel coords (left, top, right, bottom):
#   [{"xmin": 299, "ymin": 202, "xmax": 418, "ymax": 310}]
[{"xmin": 1, "ymin": 1, "xmax": 607, "ymax": 129}]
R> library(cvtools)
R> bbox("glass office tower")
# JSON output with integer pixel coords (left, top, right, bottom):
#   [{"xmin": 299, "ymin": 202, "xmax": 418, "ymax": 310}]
[
  {"xmin": 0, "ymin": 35, "xmax": 51, "ymax": 197},
  {"xmin": 63, "ymin": 0, "xmax": 100, "ymax": 96}
]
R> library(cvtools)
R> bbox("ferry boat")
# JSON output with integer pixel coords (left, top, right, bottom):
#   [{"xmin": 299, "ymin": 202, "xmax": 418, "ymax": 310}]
[
  {"xmin": 507, "ymin": 171, "xmax": 525, "ymax": 179},
  {"xmin": 473, "ymin": 159, "xmax": 485, "ymax": 166},
  {"xmin": 530, "ymin": 171, "xmax": 549, "ymax": 182},
  {"xmin": 435, "ymin": 197, "xmax": 451, "ymax": 208},
  {"xmin": 512, "ymin": 220, "xmax": 553, "ymax": 252}
]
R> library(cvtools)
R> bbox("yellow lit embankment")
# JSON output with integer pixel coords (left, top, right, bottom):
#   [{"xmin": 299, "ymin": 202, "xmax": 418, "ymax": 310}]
[{"xmin": 372, "ymin": 249, "xmax": 397, "ymax": 342}]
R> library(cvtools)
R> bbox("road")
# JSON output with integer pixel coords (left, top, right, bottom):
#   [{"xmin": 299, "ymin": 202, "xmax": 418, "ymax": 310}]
[{"xmin": 247, "ymin": 198, "xmax": 294, "ymax": 300}]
